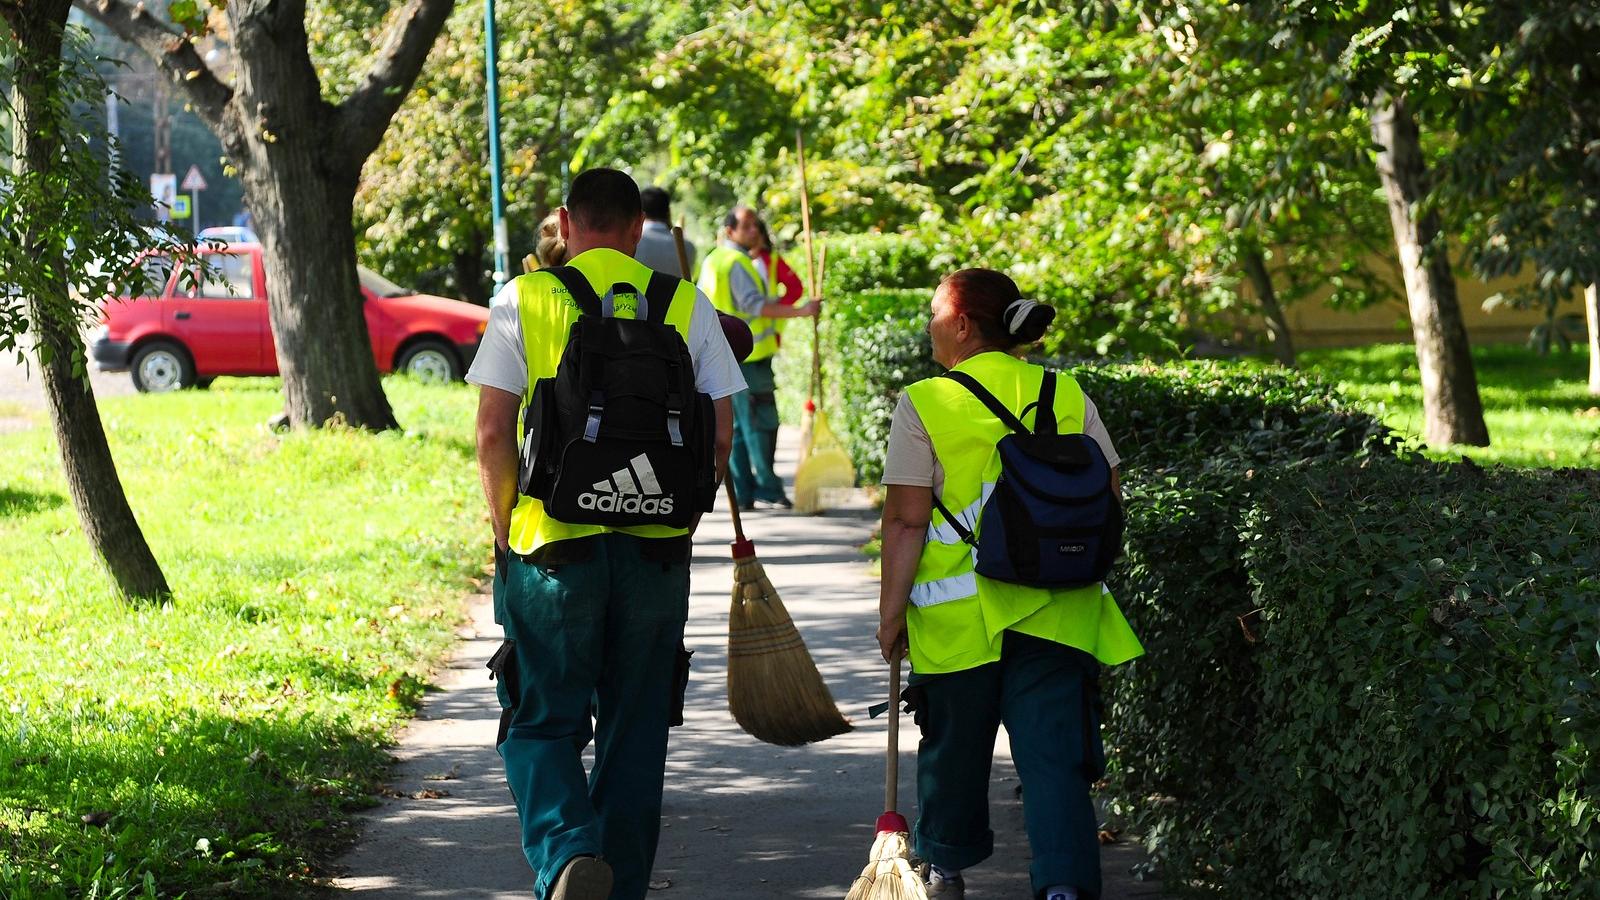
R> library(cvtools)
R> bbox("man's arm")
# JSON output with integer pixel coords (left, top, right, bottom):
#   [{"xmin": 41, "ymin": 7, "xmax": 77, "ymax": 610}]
[
  {"xmin": 476, "ymin": 386, "xmax": 522, "ymax": 551},
  {"xmin": 713, "ymin": 395, "xmax": 733, "ymax": 484}
]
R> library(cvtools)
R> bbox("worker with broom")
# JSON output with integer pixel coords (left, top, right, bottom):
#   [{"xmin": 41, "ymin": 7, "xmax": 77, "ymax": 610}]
[
  {"xmin": 873, "ymin": 269, "xmax": 1144, "ymax": 900},
  {"xmin": 468, "ymin": 168, "xmax": 744, "ymax": 900},
  {"xmin": 698, "ymin": 205, "xmax": 819, "ymax": 511}
]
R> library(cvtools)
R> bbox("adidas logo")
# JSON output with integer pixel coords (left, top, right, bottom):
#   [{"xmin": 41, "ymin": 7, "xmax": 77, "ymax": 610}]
[{"xmin": 577, "ymin": 453, "xmax": 676, "ymax": 515}]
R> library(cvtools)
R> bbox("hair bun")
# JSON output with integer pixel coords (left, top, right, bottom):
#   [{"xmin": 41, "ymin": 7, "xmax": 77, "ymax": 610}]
[{"xmin": 1004, "ymin": 298, "xmax": 1055, "ymax": 344}]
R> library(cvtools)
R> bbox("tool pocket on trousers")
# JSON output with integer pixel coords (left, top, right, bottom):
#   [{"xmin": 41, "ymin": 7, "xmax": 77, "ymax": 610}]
[
  {"xmin": 669, "ymin": 644, "xmax": 693, "ymax": 728},
  {"xmin": 487, "ymin": 639, "xmax": 517, "ymax": 748}
]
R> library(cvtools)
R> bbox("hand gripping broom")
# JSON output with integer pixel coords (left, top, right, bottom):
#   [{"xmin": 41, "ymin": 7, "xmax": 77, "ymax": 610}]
[
  {"xmin": 673, "ymin": 226, "xmax": 852, "ymax": 747},
  {"xmin": 793, "ymin": 129, "xmax": 857, "ymax": 514},
  {"xmin": 846, "ymin": 654, "xmax": 930, "ymax": 900}
]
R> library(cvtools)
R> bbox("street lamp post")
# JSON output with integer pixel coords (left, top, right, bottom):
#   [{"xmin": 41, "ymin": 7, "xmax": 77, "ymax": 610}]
[{"xmin": 485, "ymin": 0, "xmax": 510, "ymax": 288}]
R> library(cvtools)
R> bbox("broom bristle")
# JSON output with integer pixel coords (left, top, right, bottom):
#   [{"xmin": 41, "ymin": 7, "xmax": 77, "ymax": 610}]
[
  {"xmin": 844, "ymin": 830, "xmax": 931, "ymax": 900},
  {"xmin": 727, "ymin": 552, "xmax": 853, "ymax": 746},
  {"xmin": 798, "ymin": 405, "xmax": 817, "ymax": 466},
  {"xmin": 794, "ymin": 411, "xmax": 857, "ymax": 515}
]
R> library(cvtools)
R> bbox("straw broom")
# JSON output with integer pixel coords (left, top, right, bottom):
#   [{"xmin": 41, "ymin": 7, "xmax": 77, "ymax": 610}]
[
  {"xmin": 793, "ymin": 131, "xmax": 857, "ymax": 514},
  {"xmin": 673, "ymin": 226, "xmax": 852, "ymax": 747},
  {"xmin": 846, "ymin": 654, "xmax": 929, "ymax": 900}
]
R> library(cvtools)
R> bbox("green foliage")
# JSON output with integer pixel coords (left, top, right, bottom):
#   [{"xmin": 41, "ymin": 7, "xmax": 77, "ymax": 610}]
[
  {"xmin": 0, "ymin": 379, "xmax": 482, "ymax": 896},
  {"xmin": 1070, "ymin": 362, "xmax": 1407, "ymax": 473},
  {"xmin": 817, "ymin": 233, "xmax": 944, "ymax": 295},
  {"xmin": 1243, "ymin": 462, "xmax": 1599, "ymax": 895},
  {"xmin": 1106, "ymin": 460, "xmax": 1600, "ymax": 897},
  {"xmin": 824, "ymin": 289, "xmax": 941, "ymax": 485},
  {"xmin": 0, "ymin": 24, "xmax": 198, "ymax": 371}
]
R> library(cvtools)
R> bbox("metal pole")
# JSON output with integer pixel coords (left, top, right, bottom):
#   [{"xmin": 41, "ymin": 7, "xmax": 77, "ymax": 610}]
[{"xmin": 485, "ymin": 0, "xmax": 510, "ymax": 288}]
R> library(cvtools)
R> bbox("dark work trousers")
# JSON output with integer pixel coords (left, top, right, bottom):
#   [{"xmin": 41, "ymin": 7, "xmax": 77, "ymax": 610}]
[
  {"xmin": 729, "ymin": 357, "xmax": 786, "ymax": 505},
  {"xmin": 491, "ymin": 533, "xmax": 689, "ymax": 900},
  {"xmin": 910, "ymin": 631, "xmax": 1106, "ymax": 900}
]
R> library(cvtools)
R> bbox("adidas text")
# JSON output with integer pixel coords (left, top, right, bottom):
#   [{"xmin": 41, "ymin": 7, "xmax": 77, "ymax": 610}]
[{"xmin": 577, "ymin": 493, "xmax": 675, "ymax": 515}]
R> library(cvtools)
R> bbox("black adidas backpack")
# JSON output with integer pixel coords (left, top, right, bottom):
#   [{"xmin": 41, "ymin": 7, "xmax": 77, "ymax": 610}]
[
  {"xmin": 930, "ymin": 370, "xmax": 1123, "ymax": 588},
  {"xmin": 516, "ymin": 266, "xmax": 717, "ymax": 529}
]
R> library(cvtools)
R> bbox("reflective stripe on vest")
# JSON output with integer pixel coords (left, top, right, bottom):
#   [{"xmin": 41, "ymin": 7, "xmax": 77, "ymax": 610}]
[
  {"xmin": 507, "ymin": 247, "xmax": 699, "ymax": 555},
  {"xmin": 903, "ymin": 352, "xmax": 1143, "ymax": 674},
  {"xmin": 698, "ymin": 245, "xmax": 778, "ymax": 361}
]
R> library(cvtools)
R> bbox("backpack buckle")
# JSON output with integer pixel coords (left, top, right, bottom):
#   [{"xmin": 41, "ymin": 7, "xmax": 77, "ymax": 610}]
[{"xmin": 584, "ymin": 391, "xmax": 604, "ymax": 443}]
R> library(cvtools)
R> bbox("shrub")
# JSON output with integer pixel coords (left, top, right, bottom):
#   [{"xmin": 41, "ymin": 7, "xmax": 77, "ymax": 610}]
[
  {"xmin": 1106, "ymin": 461, "xmax": 1600, "ymax": 897},
  {"xmin": 817, "ymin": 233, "xmax": 944, "ymax": 294},
  {"xmin": 825, "ymin": 289, "xmax": 941, "ymax": 485}
]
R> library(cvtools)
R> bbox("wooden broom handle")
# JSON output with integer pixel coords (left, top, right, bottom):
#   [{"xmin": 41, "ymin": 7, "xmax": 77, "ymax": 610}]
[
  {"xmin": 797, "ymin": 129, "xmax": 820, "ymax": 407},
  {"xmin": 886, "ymin": 653, "xmax": 901, "ymax": 811},
  {"xmin": 675, "ymin": 223, "xmax": 747, "ymax": 542}
]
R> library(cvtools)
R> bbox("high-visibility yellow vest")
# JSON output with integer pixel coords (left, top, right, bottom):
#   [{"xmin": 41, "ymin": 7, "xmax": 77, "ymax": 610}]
[
  {"xmin": 508, "ymin": 247, "xmax": 698, "ymax": 555},
  {"xmin": 699, "ymin": 245, "xmax": 778, "ymax": 361},
  {"xmin": 903, "ymin": 351, "xmax": 1143, "ymax": 674}
]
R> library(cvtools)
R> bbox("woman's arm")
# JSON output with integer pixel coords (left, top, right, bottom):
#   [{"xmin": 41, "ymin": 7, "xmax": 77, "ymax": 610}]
[{"xmin": 878, "ymin": 482, "xmax": 933, "ymax": 662}]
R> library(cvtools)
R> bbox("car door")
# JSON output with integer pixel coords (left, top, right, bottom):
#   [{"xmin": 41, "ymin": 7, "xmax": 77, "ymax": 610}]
[{"xmin": 167, "ymin": 250, "xmax": 268, "ymax": 374}]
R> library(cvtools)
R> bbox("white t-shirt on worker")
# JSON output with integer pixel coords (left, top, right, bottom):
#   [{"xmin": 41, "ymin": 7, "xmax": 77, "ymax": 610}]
[
  {"xmin": 467, "ymin": 270, "xmax": 747, "ymax": 401},
  {"xmin": 881, "ymin": 388, "xmax": 1121, "ymax": 497}
]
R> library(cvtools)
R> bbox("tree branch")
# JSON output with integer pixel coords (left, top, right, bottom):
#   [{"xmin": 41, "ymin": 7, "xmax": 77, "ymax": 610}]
[
  {"xmin": 73, "ymin": 0, "xmax": 233, "ymax": 130},
  {"xmin": 336, "ymin": 0, "xmax": 457, "ymax": 171}
]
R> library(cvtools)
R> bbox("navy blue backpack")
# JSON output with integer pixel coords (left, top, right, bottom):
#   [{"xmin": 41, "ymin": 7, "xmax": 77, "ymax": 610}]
[{"xmin": 930, "ymin": 369, "xmax": 1123, "ymax": 588}]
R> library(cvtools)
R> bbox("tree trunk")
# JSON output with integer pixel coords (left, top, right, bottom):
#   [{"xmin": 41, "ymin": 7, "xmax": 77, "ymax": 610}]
[
  {"xmin": 454, "ymin": 232, "xmax": 489, "ymax": 305},
  {"xmin": 240, "ymin": 157, "xmax": 398, "ymax": 430},
  {"xmin": 1587, "ymin": 283, "xmax": 1600, "ymax": 396},
  {"xmin": 1242, "ymin": 247, "xmax": 1296, "ymax": 367},
  {"xmin": 1369, "ymin": 91, "xmax": 1490, "ymax": 447},
  {"xmin": 7, "ymin": 0, "xmax": 171, "ymax": 601},
  {"xmin": 225, "ymin": 11, "xmax": 397, "ymax": 431}
]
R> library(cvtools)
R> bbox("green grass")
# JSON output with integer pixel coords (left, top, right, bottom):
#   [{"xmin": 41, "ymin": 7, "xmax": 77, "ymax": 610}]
[
  {"xmin": 1300, "ymin": 343, "xmax": 1600, "ymax": 468},
  {"xmin": 0, "ymin": 377, "xmax": 485, "ymax": 897}
]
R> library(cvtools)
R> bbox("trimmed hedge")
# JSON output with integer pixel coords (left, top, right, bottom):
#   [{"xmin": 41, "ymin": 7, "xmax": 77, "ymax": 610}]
[
  {"xmin": 1106, "ymin": 462, "xmax": 1600, "ymax": 897},
  {"xmin": 817, "ymin": 233, "xmax": 944, "ymax": 295}
]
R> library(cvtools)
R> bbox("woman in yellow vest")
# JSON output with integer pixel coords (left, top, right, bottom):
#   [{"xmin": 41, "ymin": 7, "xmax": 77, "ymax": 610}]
[{"xmin": 877, "ymin": 269, "xmax": 1143, "ymax": 900}]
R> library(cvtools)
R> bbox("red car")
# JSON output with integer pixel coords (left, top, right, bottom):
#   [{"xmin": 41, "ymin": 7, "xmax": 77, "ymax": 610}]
[{"xmin": 91, "ymin": 244, "xmax": 489, "ymax": 392}]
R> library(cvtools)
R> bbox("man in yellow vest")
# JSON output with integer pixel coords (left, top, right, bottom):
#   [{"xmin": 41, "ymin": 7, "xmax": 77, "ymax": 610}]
[
  {"xmin": 697, "ymin": 205, "xmax": 818, "ymax": 510},
  {"xmin": 468, "ymin": 169, "xmax": 744, "ymax": 900},
  {"xmin": 876, "ymin": 269, "xmax": 1143, "ymax": 900}
]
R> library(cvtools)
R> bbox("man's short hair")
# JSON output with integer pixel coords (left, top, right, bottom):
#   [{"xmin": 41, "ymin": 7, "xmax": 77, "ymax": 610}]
[
  {"xmin": 640, "ymin": 186, "xmax": 671, "ymax": 222},
  {"xmin": 723, "ymin": 207, "xmax": 747, "ymax": 231},
  {"xmin": 565, "ymin": 168, "xmax": 642, "ymax": 233}
]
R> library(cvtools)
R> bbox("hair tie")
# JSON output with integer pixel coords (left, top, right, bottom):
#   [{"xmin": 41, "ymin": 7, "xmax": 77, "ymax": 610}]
[{"xmin": 1004, "ymin": 298, "xmax": 1039, "ymax": 335}]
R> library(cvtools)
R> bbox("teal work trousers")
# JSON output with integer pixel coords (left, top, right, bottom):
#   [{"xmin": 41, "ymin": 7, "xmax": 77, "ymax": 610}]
[
  {"xmin": 492, "ymin": 533, "xmax": 689, "ymax": 900},
  {"xmin": 730, "ymin": 358, "xmax": 786, "ymax": 505},
  {"xmin": 910, "ymin": 631, "xmax": 1107, "ymax": 899}
]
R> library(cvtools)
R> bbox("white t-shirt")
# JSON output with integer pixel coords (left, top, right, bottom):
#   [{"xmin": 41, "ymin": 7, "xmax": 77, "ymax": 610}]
[
  {"xmin": 467, "ymin": 271, "xmax": 746, "ymax": 401},
  {"xmin": 881, "ymin": 389, "xmax": 1121, "ymax": 496}
]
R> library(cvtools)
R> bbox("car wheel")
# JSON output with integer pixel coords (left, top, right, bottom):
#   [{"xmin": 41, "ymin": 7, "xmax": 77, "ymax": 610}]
[
  {"xmin": 396, "ymin": 340, "xmax": 459, "ymax": 384},
  {"xmin": 130, "ymin": 341, "xmax": 195, "ymax": 393}
]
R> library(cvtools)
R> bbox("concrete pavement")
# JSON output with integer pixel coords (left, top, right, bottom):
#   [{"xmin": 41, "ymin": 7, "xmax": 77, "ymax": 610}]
[
  {"xmin": 0, "ymin": 345, "xmax": 135, "ymax": 433},
  {"xmin": 335, "ymin": 430, "xmax": 1162, "ymax": 899}
]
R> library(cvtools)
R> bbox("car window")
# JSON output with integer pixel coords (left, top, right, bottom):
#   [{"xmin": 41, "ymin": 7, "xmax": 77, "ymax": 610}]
[
  {"xmin": 138, "ymin": 255, "xmax": 173, "ymax": 296},
  {"xmin": 357, "ymin": 266, "xmax": 412, "ymax": 298},
  {"xmin": 190, "ymin": 253, "xmax": 256, "ymax": 299}
]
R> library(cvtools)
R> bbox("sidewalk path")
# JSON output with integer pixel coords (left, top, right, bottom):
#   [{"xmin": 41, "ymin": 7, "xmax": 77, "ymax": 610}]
[{"xmin": 336, "ymin": 429, "xmax": 1162, "ymax": 898}]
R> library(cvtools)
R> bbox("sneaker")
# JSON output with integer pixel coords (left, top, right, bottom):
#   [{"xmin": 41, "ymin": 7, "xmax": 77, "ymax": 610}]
[
  {"xmin": 1045, "ymin": 890, "xmax": 1079, "ymax": 900},
  {"xmin": 550, "ymin": 855, "xmax": 612, "ymax": 900},
  {"xmin": 753, "ymin": 497, "xmax": 793, "ymax": 510},
  {"xmin": 924, "ymin": 865, "xmax": 965, "ymax": 898}
]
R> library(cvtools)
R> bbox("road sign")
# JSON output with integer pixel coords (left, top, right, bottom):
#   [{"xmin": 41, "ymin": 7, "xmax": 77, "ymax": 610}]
[
  {"xmin": 171, "ymin": 196, "xmax": 192, "ymax": 219},
  {"xmin": 181, "ymin": 165, "xmax": 208, "ymax": 192}
]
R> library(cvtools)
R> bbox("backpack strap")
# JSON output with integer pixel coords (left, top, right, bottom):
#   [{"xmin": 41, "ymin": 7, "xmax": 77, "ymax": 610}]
[
  {"xmin": 1034, "ymin": 369, "xmax": 1058, "ymax": 436},
  {"xmin": 940, "ymin": 370, "xmax": 1029, "ymax": 435},
  {"xmin": 930, "ymin": 493, "xmax": 978, "ymax": 547},
  {"xmin": 644, "ymin": 271, "xmax": 678, "ymax": 324},
  {"xmin": 544, "ymin": 265, "xmax": 602, "ymax": 316}
]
